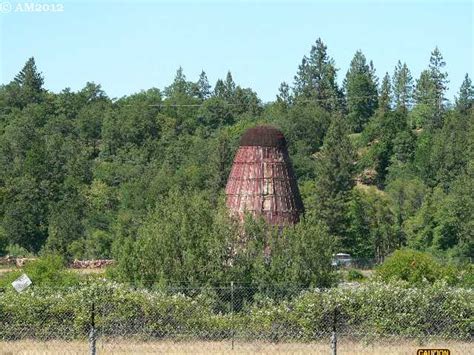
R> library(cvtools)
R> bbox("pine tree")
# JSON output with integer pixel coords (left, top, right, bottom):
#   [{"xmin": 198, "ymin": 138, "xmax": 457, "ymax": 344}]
[
  {"xmin": 211, "ymin": 71, "xmax": 238, "ymax": 103},
  {"xmin": 392, "ymin": 61, "xmax": 413, "ymax": 112},
  {"xmin": 429, "ymin": 47, "xmax": 449, "ymax": 116},
  {"xmin": 164, "ymin": 67, "xmax": 189, "ymax": 97},
  {"xmin": 455, "ymin": 74, "xmax": 474, "ymax": 114},
  {"xmin": 311, "ymin": 115, "xmax": 355, "ymax": 240},
  {"xmin": 344, "ymin": 50, "xmax": 378, "ymax": 132},
  {"xmin": 294, "ymin": 56, "xmax": 310, "ymax": 97},
  {"xmin": 293, "ymin": 38, "xmax": 341, "ymax": 112},
  {"xmin": 214, "ymin": 79, "xmax": 226, "ymax": 98},
  {"xmin": 379, "ymin": 72, "xmax": 392, "ymax": 113},
  {"xmin": 10, "ymin": 57, "xmax": 45, "ymax": 107},
  {"xmin": 224, "ymin": 71, "xmax": 236, "ymax": 101},
  {"xmin": 276, "ymin": 82, "xmax": 292, "ymax": 109},
  {"xmin": 414, "ymin": 70, "xmax": 436, "ymax": 105},
  {"xmin": 196, "ymin": 70, "xmax": 211, "ymax": 100},
  {"xmin": 412, "ymin": 69, "xmax": 438, "ymax": 128},
  {"xmin": 14, "ymin": 57, "xmax": 44, "ymax": 92}
]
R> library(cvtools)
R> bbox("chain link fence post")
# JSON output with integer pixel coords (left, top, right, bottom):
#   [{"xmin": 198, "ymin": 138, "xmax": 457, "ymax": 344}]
[
  {"xmin": 230, "ymin": 281, "xmax": 234, "ymax": 350},
  {"xmin": 331, "ymin": 306, "xmax": 337, "ymax": 355},
  {"xmin": 89, "ymin": 300, "xmax": 96, "ymax": 355}
]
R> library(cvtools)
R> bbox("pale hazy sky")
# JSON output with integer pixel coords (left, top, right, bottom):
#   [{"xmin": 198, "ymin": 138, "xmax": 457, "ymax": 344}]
[{"xmin": 1, "ymin": 0, "xmax": 472, "ymax": 102}]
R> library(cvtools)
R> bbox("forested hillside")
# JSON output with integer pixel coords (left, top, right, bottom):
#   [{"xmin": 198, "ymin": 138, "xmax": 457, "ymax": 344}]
[{"xmin": 0, "ymin": 39, "xmax": 472, "ymax": 280}]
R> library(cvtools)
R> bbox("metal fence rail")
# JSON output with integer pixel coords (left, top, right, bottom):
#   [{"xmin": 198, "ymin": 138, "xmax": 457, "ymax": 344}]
[{"xmin": 0, "ymin": 283, "xmax": 472, "ymax": 354}]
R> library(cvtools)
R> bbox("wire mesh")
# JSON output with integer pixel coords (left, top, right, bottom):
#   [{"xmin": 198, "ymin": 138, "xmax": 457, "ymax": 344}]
[{"xmin": 0, "ymin": 283, "xmax": 472, "ymax": 354}]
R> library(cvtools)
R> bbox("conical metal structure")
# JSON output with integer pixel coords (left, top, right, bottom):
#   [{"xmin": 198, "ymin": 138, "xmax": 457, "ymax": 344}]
[{"xmin": 225, "ymin": 125, "xmax": 304, "ymax": 225}]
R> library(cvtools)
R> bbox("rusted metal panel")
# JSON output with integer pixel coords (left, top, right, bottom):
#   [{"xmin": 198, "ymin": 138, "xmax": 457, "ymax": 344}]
[{"xmin": 225, "ymin": 125, "xmax": 303, "ymax": 225}]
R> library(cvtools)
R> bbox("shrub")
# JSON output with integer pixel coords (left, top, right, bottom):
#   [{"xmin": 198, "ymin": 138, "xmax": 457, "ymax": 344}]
[
  {"xmin": 346, "ymin": 268, "xmax": 365, "ymax": 281},
  {"xmin": 4, "ymin": 243, "xmax": 32, "ymax": 257},
  {"xmin": 376, "ymin": 249, "xmax": 456, "ymax": 285},
  {"xmin": 0, "ymin": 254, "xmax": 80, "ymax": 288},
  {"xmin": 0, "ymin": 281, "xmax": 471, "ymax": 341},
  {"xmin": 456, "ymin": 263, "xmax": 474, "ymax": 288},
  {"xmin": 0, "ymin": 228, "xmax": 7, "ymax": 256}
]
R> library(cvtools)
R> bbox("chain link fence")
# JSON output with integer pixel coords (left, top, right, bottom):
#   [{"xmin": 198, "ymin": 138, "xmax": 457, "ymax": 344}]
[{"xmin": 0, "ymin": 282, "xmax": 472, "ymax": 354}]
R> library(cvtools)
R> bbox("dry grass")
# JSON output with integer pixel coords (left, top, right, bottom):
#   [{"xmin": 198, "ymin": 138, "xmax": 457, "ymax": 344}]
[
  {"xmin": 70, "ymin": 268, "xmax": 106, "ymax": 275},
  {"xmin": 0, "ymin": 339, "xmax": 471, "ymax": 354},
  {"xmin": 0, "ymin": 268, "xmax": 13, "ymax": 275}
]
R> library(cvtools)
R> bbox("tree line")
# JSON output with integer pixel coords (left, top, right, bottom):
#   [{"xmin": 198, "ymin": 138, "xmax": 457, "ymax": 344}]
[{"xmin": 0, "ymin": 38, "xmax": 472, "ymax": 285}]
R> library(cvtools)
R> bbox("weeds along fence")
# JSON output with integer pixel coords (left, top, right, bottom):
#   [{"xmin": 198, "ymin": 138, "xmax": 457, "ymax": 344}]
[{"xmin": 0, "ymin": 281, "xmax": 472, "ymax": 354}]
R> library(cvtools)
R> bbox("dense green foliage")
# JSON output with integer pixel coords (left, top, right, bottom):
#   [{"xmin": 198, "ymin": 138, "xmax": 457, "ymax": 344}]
[
  {"xmin": 376, "ymin": 249, "xmax": 473, "ymax": 287},
  {"xmin": 346, "ymin": 268, "xmax": 365, "ymax": 281},
  {"xmin": 0, "ymin": 39, "xmax": 472, "ymax": 285},
  {"xmin": 0, "ymin": 281, "xmax": 471, "ymax": 340},
  {"xmin": 109, "ymin": 200, "xmax": 336, "ymax": 288},
  {"xmin": 0, "ymin": 254, "xmax": 80, "ymax": 288}
]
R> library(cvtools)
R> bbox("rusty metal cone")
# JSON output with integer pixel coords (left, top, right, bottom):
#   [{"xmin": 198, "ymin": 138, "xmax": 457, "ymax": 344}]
[{"xmin": 225, "ymin": 125, "xmax": 304, "ymax": 225}]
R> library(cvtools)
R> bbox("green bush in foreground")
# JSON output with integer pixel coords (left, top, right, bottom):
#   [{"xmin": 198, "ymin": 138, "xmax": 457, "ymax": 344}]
[
  {"xmin": 375, "ymin": 249, "xmax": 463, "ymax": 285},
  {"xmin": 0, "ymin": 281, "xmax": 471, "ymax": 341},
  {"xmin": 0, "ymin": 254, "xmax": 80, "ymax": 288}
]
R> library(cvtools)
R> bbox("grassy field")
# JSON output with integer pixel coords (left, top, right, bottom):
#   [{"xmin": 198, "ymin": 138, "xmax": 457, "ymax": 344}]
[{"xmin": 0, "ymin": 340, "xmax": 471, "ymax": 354}]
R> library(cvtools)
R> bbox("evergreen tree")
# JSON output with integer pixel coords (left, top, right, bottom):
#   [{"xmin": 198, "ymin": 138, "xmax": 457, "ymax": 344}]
[
  {"xmin": 455, "ymin": 73, "xmax": 474, "ymax": 114},
  {"xmin": 429, "ymin": 47, "xmax": 449, "ymax": 121},
  {"xmin": 293, "ymin": 38, "xmax": 341, "ymax": 111},
  {"xmin": 310, "ymin": 115, "xmax": 355, "ymax": 240},
  {"xmin": 414, "ymin": 70, "xmax": 436, "ymax": 105},
  {"xmin": 392, "ymin": 61, "xmax": 413, "ymax": 112},
  {"xmin": 164, "ymin": 67, "xmax": 189, "ymax": 97},
  {"xmin": 14, "ymin": 57, "xmax": 44, "ymax": 93},
  {"xmin": 344, "ymin": 50, "xmax": 378, "ymax": 132},
  {"xmin": 196, "ymin": 70, "xmax": 211, "ymax": 100},
  {"xmin": 412, "ymin": 69, "xmax": 437, "ymax": 128},
  {"xmin": 276, "ymin": 82, "xmax": 292, "ymax": 109},
  {"xmin": 214, "ymin": 79, "xmax": 226, "ymax": 98},
  {"xmin": 9, "ymin": 57, "xmax": 45, "ymax": 107},
  {"xmin": 379, "ymin": 72, "xmax": 392, "ymax": 113},
  {"xmin": 224, "ymin": 71, "xmax": 236, "ymax": 101}
]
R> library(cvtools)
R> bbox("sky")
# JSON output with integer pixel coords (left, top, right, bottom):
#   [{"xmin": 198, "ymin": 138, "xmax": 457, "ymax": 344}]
[{"xmin": 0, "ymin": 0, "xmax": 472, "ymax": 103}]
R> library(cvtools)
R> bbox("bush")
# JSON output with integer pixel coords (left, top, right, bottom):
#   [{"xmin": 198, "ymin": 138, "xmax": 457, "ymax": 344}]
[
  {"xmin": 0, "ymin": 281, "xmax": 471, "ymax": 341},
  {"xmin": 4, "ymin": 243, "xmax": 32, "ymax": 257},
  {"xmin": 456, "ymin": 263, "xmax": 474, "ymax": 288},
  {"xmin": 346, "ymin": 269, "xmax": 365, "ymax": 281},
  {"xmin": 111, "ymin": 193, "xmax": 337, "ymax": 290},
  {"xmin": 0, "ymin": 228, "xmax": 7, "ymax": 256},
  {"xmin": 376, "ymin": 249, "xmax": 457, "ymax": 285},
  {"xmin": 0, "ymin": 254, "xmax": 80, "ymax": 288}
]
